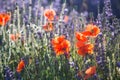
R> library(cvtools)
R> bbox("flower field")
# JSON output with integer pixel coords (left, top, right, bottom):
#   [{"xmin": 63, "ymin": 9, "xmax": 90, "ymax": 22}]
[{"xmin": 0, "ymin": 0, "xmax": 120, "ymax": 80}]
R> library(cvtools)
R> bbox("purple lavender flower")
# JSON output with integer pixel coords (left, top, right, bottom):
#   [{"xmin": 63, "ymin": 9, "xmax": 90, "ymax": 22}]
[
  {"xmin": 94, "ymin": 33, "xmax": 109, "ymax": 78},
  {"xmin": 104, "ymin": 0, "xmax": 113, "ymax": 17},
  {"xmin": 35, "ymin": 58, "xmax": 39, "ymax": 65},
  {"xmin": 93, "ymin": 74, "xmax": 98, "ymax": 79},
  {"xmin": 69, "ymin": 61, "xmax": 75, "ymax": 67},
  {"xmin": 4, "ymin": 67, "xmax": 15, "ymax": 80},
  {"xmin": 116, "ymin": 62, "xmax": 120, "ymax": 68}
]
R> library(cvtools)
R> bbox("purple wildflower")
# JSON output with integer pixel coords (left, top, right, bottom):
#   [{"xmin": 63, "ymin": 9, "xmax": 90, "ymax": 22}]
[
  {"xmin": 4, "ymin": 67, "xmax": 15, "ymax": 80},
  {"xmin": 104, "ymin": 0, "xmax": 113, "ymax": 17},
  {"xmin": 116, "ymin": 62, "xmax": 120, "ymax": 68}
]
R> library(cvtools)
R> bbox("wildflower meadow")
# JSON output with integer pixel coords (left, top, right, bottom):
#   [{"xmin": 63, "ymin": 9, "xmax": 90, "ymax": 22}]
[{"xmin": 0, "ymin": 0, "xmax": 120, "ymax": 80}]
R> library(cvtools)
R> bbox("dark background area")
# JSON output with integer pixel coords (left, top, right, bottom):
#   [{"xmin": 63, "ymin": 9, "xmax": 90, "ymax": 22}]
[
  {"xmin": 61, "ymin": 0, "xmax": 120, "ymax": 18},
  {"xmin": 111, "ymin": 0, "xmax": 120, "ymax": 18}
]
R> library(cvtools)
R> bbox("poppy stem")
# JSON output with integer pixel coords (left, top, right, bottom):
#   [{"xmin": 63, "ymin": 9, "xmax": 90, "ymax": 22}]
[
  {"xmin": 16, "ymin": 5, "xmax": 20, "ymax": 33},
  {"xmin": 3, "ymin": 26, "xmax": 6, "ymax": 41}
]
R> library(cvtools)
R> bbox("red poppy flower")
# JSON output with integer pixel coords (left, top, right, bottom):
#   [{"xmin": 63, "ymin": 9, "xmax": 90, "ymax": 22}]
[
  {"xmin": 16, "ymin": 60, "xmax": 25, "ymax": 73},
  {"xmin": 64, "ymin": 15, "xmax": 69, "ymax": 23},
  {"xmin": 44, "ymin": 9, "xmax": 56, "ymax": 21},
  {"xmin": 43, "ymin": 22, "xmax": 53, "ymax": 32},
  {"xmin": 75, "ymin": 32, "xmax": 87, "ymax": 42},
  {"xmin": 0, "ymin": 13, "xmax": 10, "ymax": 26},
  {"xmin": 82, "ymin": 24, "xmax": 100, "ymax": 37},
  {"xmin": 51, "ymin": 35, "xmax": 65, "ymax": 45},
  {"xmin": 10, "ymin": 33, "xmax": 21, "ymax": 41},
  {"xmin": 76, "ymin": 41, "xmax": 85, "ymax": 48},
  {"xmin": 76, "ymin": 42, "xmax": 94, "ymax": 56},
  {"xmin": 51, "ymin": 35, "xmax": 70, "ymax": 56},
  {"xmin": 84, "ymin": 66, "xmax": 96, "ymax": 79}
]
